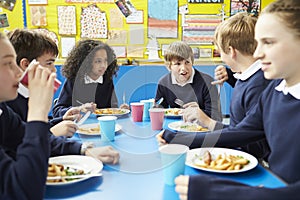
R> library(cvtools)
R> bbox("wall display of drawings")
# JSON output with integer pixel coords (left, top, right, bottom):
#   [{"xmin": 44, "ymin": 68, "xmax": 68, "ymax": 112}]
[
  {"xmin": 148, "ymin": 0, "xmax": 178, "ymax": 38},
  {"xmin": 230, "ymin": 0, "xmax": 260, "ymax": 16},
  {"xmin": 80, "ymin": 4, "xmax": 107, "ymax": 39},
  {"xmin": 183, "ymin": 15, "xmax": 222, "ymax": 45},
  {"xmin": 65, "ymin": 0, "xmax": 114, "ymax": 3},
  {"xmin": 30, "ymin": 6, "xmax": 47, "ymax": 26},
  {"xmin": 57, "ymin": 6, "xmax": 76, "ymax": 35}
]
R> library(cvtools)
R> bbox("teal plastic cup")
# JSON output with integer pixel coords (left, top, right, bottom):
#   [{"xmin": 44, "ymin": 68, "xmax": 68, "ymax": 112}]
[
  {"xmin": 97, "ymin": 116, "xmax": 117, "ymax": 142},
  {"xmin": 159, "ymin": 144, "xmax": 189, "ymax": 185},
  {"xmin": 140, "ymin": 99, "xmax": 154, "ymax": 121}
]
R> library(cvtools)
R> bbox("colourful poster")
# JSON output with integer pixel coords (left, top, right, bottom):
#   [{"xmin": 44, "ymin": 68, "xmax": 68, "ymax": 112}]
[{"xmin": 148, "ymin": 0, "xmax": 178, "ymax": 38}]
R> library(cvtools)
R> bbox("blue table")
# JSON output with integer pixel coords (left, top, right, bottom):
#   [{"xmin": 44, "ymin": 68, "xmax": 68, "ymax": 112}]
[{"xmin": 44, "ymin": 115, "xmax": 286, "ymax": 200}]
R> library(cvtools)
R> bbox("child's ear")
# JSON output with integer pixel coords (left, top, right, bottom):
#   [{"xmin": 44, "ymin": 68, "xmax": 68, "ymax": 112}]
[
  {"xmin": 19, "ymin": 58, "xmax": 30, "ymax": 71},
  {"xmin": 228, "ymin": 46, "xmax": 237, "ymax": 58}
]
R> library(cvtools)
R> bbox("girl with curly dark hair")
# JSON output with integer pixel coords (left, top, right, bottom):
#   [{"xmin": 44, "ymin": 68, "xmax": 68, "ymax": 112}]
[{"xmin": 53, "ymin": 39, "xmax": 128, "ymax": 117}]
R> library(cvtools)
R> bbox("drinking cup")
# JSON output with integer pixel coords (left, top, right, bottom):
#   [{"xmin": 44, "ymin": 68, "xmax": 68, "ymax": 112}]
[
  {"xmin": 159, "ymin": 144, "xmax": 189, "ymax": 185},
  {"xmin": 98, "ymin": 116, "xmax": 117, "ymax": 142},
  {"xmin": 130, "ymin": 102, "xmax": 144, "ymax": 122},
  {"xmin": 140, "ymin": 99, "xmax": 154, "ymax": 121},
  {"xmin": 149, "ymin": 108, "xmax": 164, "ymax": 130}
]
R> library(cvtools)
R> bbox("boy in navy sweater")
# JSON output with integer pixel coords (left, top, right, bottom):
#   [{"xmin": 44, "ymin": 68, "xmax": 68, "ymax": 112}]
[
  {"xmin": 155, "ymin": 41, "xmax": 222, "ymax": 121},
  {"xmin": 173, "ymin": 0, "xmax": 300, "ymax": 199},
  {"xmin": 0, "ymin": 32, "xmax": 55, "ymax": 199},
  {"xmin": 6, "ymin": 28, "xmax": 80, "ymax": 137}
]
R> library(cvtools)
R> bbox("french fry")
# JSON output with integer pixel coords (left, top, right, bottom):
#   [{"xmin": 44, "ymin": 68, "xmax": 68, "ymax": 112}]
[{"xmin": 194, "ymin": 151, "xmax": 250, "ymax": 171}]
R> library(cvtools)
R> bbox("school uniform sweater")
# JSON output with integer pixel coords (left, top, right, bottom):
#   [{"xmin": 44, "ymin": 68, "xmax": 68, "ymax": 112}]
[
  {"xmin": 5, "ymin": 95, "xmax": 82, "ymax": 157},
  {"xmin": 52, "ymin": 74, "xmax": 118, "ymax": 118},
  {"xmin": 155, "ymin": 69, "xmax": 222, "ymax": 121},
  {"xmin": 225, "ymin": 67, "xmax": 237, "ymax": 87},
  {"xmin": 0, "ymin": 103, "xmax": 50, "ymax": 200},
  {"xmin": 165, "ymin": 80, "xmax": 300, "ymax": 199},
  {"xmin": 214, "ymin": 69, "xmax": 271, "ymax": 159},
  {"xmin": 6, "ymin": 93, "xmax": 62, "ymax": 126}
]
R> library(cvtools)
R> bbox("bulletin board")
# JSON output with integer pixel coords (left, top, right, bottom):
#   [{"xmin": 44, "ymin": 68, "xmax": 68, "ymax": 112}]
[{"xmin": 0, "ymin": 0, "xmax": 275, "ymax": 64}]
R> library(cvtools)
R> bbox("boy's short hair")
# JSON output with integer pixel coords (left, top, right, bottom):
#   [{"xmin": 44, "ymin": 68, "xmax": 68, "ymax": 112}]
[
  {"xmin": 164, "ymin": 41, "xmax": 194, "ymax": 67},
  {"xmin": 214, "ymin": 12, "xmax": 257, "ymax": 55},
  {"xmin": 8, "ymin": 29, "xmax": 58, "ymax": 65}
]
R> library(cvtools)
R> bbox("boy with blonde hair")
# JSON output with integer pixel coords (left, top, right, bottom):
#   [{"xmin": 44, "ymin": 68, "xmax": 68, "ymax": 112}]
[{"xmin": 159, "ymin": 12, "xmax": 271, "ymax": 160}]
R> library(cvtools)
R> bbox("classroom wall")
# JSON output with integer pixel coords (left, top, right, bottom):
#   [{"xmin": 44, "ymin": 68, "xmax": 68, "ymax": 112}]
[{"xmin": 0, "ymin": 0, "xmax": 275, "ymax": 64}]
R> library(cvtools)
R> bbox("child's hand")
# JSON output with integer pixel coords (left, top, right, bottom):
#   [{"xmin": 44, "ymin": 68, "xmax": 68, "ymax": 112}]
[
  {"xmin": 63, "ymin": 107, "xmax": 81, "ymax": 121},
  {"xmin": 27, "ymin": 61, "xmax": 55, "ymax": 122},
  {"xmin": 50, "ymin": 120, "xmax": 78, "ymax": 137},
  {"xmin": 85, "ymin": 146, "xmax": 120, "ymax": 165},
  {"xmin": 119, "ymin": 103, "xmax": 130, "ymax": 110},
  {"xmin": 211, "ymin": 65, "xmax": 228, "ymax": 85},
  {"xmin": 80, "ymin": 102, "xmax": 97, "ymax": 113},
  {"xmin": 175, "ymin": 175, "xmax": 190, "ymax": 200},
  {"xmin": 156, "ymin": 130, "xmax": 167, "ymax": 146}
]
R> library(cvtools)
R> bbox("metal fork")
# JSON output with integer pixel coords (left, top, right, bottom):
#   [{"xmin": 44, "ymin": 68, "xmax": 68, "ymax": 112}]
[{"xmin": 174, "ymin": 98, "xmax": 184, "ymax": 108}]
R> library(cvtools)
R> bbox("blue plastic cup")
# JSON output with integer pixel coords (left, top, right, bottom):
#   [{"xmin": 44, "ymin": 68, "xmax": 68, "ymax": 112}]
[
  {"xmin": 97, "ymin": 116, "xmax": 117, "ymax": 142},
  {"xmin": 140, "ymin": 99, "xmax": 154, "ymax": 121},
  {"xmin": 159, "ymin": 144, "xmax": 189, "ymax": 185}
]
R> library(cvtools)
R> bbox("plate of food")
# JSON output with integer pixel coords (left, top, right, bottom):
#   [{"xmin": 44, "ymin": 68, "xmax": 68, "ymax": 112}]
[
  {"xmin": 168, "ymin": 121, "xmax": 209, "ymax": 132},
  {"xmin": 94, "ymin": 108, "xmax": 130, "ymax": 116},
  {"xmin": 164, "ymin": 108, "xmax": 183, "ymax": 118},
  {"xmin": 47, "ymin": 155, "xmax": 103, "ymax": 186},
  {"xmin": 185, "ymin": 147, "xmax": 258, "ymax": 173},
  {"xmin": 77, "ymin": 123, "xmax": 122, "ymax": 135}
]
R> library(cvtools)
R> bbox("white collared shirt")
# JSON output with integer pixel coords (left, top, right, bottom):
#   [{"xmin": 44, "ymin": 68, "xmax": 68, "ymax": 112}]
[
  {"xmin": 171, "ymin": 68, "xmax": 195, "ymax": 87},
  {"xmin": 0, "ymin": 108, "xmax": 2, "ymax": 116},
  {"xmin": 18, "ymin": 83, "xmax": 29, "ymax": 98},
  {"xmin": 275, "ymin": 80, "xmax": 300, "ymax": 100},
  {"xmin": 233, "ymin": 60, "xmax": 262, "ymax": 81},
  {"xmin": 84, "ymin": 74, "xmax": 103, "ymax": 84}
]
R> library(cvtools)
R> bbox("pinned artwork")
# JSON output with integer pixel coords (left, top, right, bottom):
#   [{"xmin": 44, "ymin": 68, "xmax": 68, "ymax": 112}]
[
  {"xmin": 230, "ymin": 0, "xmax": 260, "ymax": 17},
  {"xmin": 80, "ymin": 4, "xmax": 107, "ymax": 39},
  {"xmin": 0, "ymin": 13, "xmax": 9, "ymax": 28},
  {"xmin": 0, "ymin": 0, "xmax": 16, "ymax": 11},
  {"xmin": 58, "ymin": 6, "xmax": 76, "ymax": 35},
  {"xmin": 30, "ymin": 6, "xmax": 47, "ymax": 27},
  {"xmin": 183, "ymin": 14, "xmax": 222, "ymax": 44},
  {"xmin": 148, "ymin": 0, "xmax": 178, "ymax": 38}
]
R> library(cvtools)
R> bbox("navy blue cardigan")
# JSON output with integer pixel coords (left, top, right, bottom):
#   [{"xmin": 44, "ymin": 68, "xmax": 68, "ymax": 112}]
[
  {"xmin": 155, "ymin": 69, "xmax": 222, "ymax": 121},
  {"xmin": 5, "ymin": 95, "xmax": 82, "ymax": 157},
  {"xmin": 0, "ymin": 103, "xmax": 50, "ymax": 200},
  {"xmin": 6, "ymin": 93, "xmax": 62, "ymax": 126},
  {"xmin": 52, "ymin": 74, "xmax": 116, "ymax": 118}
]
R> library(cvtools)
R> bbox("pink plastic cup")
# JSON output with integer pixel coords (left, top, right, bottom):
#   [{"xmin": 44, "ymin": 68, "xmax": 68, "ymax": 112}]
[
  {"xmin": 149, "ymin": 108, "xmax": 165, "ymax": 130},
  {"xmin": 20, "ymin": 71, "xmax": 61, "ymax": 93},
  {"xmin": 130, "ymin": 102, "xmax": 144, "ymax": 122}
]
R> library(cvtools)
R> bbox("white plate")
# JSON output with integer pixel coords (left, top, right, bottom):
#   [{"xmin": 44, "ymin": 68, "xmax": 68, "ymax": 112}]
[
  {"xmin": 164, "ymin": 108, "xmax": 183, "ymax": 118},
  {"xmin": 77, "ymin": 123, "xmax": 122, "ymax": 135},
  {"xmin": 94, "ymin": 108, "xmax": 130, "ymax": 116},
  {"xmin": 47, "ymin": 155, "xmax": 103, "ymax": 186},
  {"xmin": 186, "ymin": 147, "xmax": 258, "ymax": 173},
  {"xmin": 168, "ymin": 121, "xmax": 209, "ymax": 132}
]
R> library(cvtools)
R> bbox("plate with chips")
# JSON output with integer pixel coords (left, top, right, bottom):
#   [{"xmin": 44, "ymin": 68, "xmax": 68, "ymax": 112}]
[
  {"xmin": 168, "ymin": 121, "xmax": 209, "ymax": 132},
  {"xmin": 185, "ymin": 147, "xmax": 258, "ymax": 173},
  {"xmin": 47, "ymin": 155, "xmax": 103, "ymax": 186},
  {"xmin": 77, "ymin": 123, "xmax": 122, "ymax": 135},
  {"xmin": 164, "ymin": 108, "xmax": 183, "ymax": 118},
  {"xmin": 94, "ymin": 108, "xmax": 130, "ymax": 116}
]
